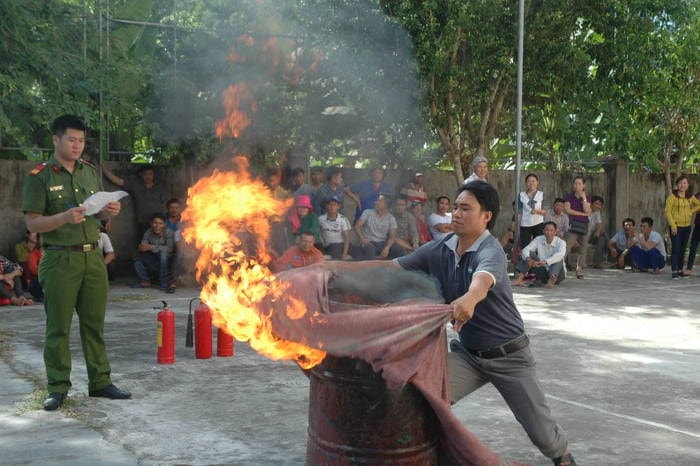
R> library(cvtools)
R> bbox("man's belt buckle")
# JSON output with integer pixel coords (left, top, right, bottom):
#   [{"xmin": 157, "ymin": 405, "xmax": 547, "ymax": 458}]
[{"xmin": 82, "ymin": 244, "xmax": 93, "ymax": 252}]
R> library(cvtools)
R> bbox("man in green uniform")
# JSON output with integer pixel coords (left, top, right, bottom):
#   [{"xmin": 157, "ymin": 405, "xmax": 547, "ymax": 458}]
[{"xmin": 22, "ymin": 115, "xmax": 132, "ymax": 411}]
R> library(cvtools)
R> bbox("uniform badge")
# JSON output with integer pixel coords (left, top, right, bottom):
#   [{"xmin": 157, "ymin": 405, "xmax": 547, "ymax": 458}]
[
  {"xmin": 29, "ymin": 162, "xmax": 47, "ymax": 175},
  {"xmin": 49, "ymin": 185, "xmax": 64, "ymax": 192}
]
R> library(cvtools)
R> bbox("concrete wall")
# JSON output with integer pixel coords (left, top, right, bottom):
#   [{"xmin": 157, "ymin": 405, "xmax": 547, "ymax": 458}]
[{"xmin": 1, "ymin": 159, "xmax": 690, "ymax": 278}]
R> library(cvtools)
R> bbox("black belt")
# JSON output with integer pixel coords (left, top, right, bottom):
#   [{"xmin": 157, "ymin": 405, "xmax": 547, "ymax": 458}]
[
  {"xmin": 45, "ymin": 242, "xmax": 98, "ymax": 252},
  {"xmin": 467, "ymin": 334, "xmax": 529, "ymax": 359}
]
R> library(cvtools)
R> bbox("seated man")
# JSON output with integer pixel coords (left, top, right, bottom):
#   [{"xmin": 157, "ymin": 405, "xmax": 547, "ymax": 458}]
[
  {"xmin": 164, "ymin": 198, "xmax": 183, "ymax": 289},
  {"xmin": 132, "ymin": 213, "xmax": 175, "ymax": 292},
  {"xmin": 512, "ymin": 221, "xmax": 567, "ymax": 288},
  {"xmin": 393, "ymin": 196, "xmax": 419, "ymax": 254},
  {"xmin": 273, "ymin": 231, "xmax": 324, "ymax": 272},
  {"xmin": 608, "ymin": 218, "xmax": 639, "ymax": 269},
  {"xmin": 544, "ymin": 197, "xmax": 569, "ymax": 239},
  {"xmin": 318, "ymin": 196, "xmax": 352, "ymax": 260},
  {"xmin": 351, "ymin": 194, "xmax": 405, "ymax": 260},
  {"xmin": 629, "ymin": 217, "xmax": 666, "ymax": 273}
]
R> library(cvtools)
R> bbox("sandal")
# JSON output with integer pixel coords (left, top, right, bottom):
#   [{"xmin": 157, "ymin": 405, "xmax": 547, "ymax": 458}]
[
  {"xmin": 575, "ymin": 269, "xmax": 584, "ymax": 279},
  {"xmin": 553, "ymin": 452, "xmax": 577, "ymax": 466}
]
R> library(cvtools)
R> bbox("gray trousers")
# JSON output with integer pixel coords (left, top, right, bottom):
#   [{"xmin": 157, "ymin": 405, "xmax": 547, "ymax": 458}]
[{"xmin": 448, "ymin": 342, "xmax": 568, "ymax": 459}]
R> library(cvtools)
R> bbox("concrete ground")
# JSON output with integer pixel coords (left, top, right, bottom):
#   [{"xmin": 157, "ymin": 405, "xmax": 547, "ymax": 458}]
[{"xmin": 0, "ymin": 268, "xmax": 698, "ymax": 466}]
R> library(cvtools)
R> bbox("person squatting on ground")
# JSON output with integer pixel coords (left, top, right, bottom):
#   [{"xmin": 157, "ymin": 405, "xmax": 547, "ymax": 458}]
[
  {"xmin": 664, "ymin": 175, "xmax": 700, "ymax": 279},
  {"xmin": 273, "ymin": 231, "xmax": 324, "ymax": 272},
  {"xmin": 21, "ymin": 114, "xmax": 131, "ymax": 411},
  {"xmin": 318, "ymin": 196, "xmax": 352, "ymax": 260},
  {"xmin": 324, "ymin": 181, "xmax": 577, "ymax": 466},
  {"xmin": 132, "ymin": 212, "xmax": 175, "ymax": 292},
  {"xmin": 512, "ymin": 221, "xmax": 567, "ymax": 288},
  {"xmin": 351, "ymin": 193, "xmax": 404, "ymax": 260},
  {"xmin": 628, "ymin": 217, "xmax": 666, "ymax": 273},
  {"xmin": 608, "ymin": 218, "xmax": 640, "ymax": 270}
]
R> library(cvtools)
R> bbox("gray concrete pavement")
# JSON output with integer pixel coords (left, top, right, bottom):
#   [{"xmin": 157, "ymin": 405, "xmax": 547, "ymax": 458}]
[{"xmin": 0, "ymin": 269, "xmax": 698, "ymax": 465}]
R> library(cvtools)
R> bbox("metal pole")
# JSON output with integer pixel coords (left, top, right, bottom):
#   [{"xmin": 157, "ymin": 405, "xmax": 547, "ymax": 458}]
[{"xmin": 513, "ymin": 0, "xmax": 525, "ymax": 249}]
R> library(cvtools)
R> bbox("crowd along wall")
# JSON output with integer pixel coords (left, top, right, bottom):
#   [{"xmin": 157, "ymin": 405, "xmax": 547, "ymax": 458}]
[{"xmin": 0, "ymin": 159, "xmax": 685, "ymax": 279}]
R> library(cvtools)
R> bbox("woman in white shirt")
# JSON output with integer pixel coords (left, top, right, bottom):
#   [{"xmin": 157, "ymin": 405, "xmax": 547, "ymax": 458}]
[{"xmin": 518, "ymin": 173, "xmax": 547, "ymax": 249}]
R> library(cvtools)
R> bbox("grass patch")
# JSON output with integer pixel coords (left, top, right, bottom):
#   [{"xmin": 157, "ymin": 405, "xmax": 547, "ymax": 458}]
[{"xmin": 15, "ymin": 389, "xmax": 81, "ymax": 415}]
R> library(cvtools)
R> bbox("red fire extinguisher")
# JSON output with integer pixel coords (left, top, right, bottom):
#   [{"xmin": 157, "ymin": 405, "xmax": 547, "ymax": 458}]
[
  {"xmin": 157, "ymin": 300, "xmax": 175, "ymax": 364},
  {"xmin": 194, "ymin": 299, "xmax": 213, "ymax": 359},
  {"xmin": 217, "ymin": 326, "xmax": 234, "ymax": 357}
]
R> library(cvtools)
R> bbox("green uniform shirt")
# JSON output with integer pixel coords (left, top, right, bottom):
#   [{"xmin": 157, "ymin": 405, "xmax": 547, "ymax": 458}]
[{"xmin": 21, "ymin": 157, "xmax": 101, "ymax": 246}]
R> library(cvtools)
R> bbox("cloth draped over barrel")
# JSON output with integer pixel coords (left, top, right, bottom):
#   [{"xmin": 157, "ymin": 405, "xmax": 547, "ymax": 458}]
[{"xmin": 270, "ymin": 265, "xmax": 528, "ymax": 466}]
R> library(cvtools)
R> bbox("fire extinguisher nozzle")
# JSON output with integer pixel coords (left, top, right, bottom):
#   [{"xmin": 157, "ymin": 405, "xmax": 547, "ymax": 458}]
[{"xmin": 185, "ymin": 314, "xmax": 194, "ymax": 348}]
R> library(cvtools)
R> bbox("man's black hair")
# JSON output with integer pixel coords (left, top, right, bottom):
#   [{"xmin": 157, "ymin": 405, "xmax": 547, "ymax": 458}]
[
  {"xmin": 138, "ymin": 164, "xmax": 156, "ymax": 174},
  {"xmin": 150, "ymin": 212, "xmax": 165, "ymax": 222},
  {"xmin": 52, "ymin": 115, "xmax": 86, "ymax": 136},
  {"xmin": 641, "ymin": 216, "xmax": 653, "ymax": 226},
  {"xmin": 553, "ymin": 197, "xmax": 565, "ymax": 204},
  {"xmin": 435, "ymin": 195, "xmax": 450, "ymax": 206},
  {"xmin": 622, "ymin": 217, "xmax": 635, "ymax": 226},
  {"xmin": 591, "ymin": 195, "xmax": 604, "ymax": 204},
  {"xmin": 291, "ymin": 167, "xmax": 305, "ymax": 176},
  {"xmin": 457, "ymin": 180, "xmax": 500, "ymax": 230},
  {"xmin": 543, "ymin": 221, "xmax": 558, "ymax": 230},
  {"xmin": 166, "ymin": 198, "xmax": 181, "ymax": 207},
  {"xmin": 326, "ymin": 167, "xmax": 342, "ymax": 181}
]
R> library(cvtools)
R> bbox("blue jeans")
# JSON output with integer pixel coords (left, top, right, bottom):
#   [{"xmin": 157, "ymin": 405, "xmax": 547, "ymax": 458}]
[
  {"xmin": 669, "ymin": 226, "xmax": 691, "ymax": 272},
  {"xmin": 134, "ymin": 251, "xmax": 171, "ymax": 288}
]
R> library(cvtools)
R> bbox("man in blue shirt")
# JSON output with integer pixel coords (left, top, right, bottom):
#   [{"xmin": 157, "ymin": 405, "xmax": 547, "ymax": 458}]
[{"xmin": 325, "ymin": 181, "xmax": 576, "ymax": 466}]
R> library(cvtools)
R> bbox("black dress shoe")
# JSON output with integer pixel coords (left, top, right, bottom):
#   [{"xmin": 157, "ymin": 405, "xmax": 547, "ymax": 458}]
[
  {"xmin": 89, "ymin": 384, "xmax": 132, "ymax": 399},
  {"xmin": 43, "ymin": 392, "xmax": 66, "ymax": 411}
]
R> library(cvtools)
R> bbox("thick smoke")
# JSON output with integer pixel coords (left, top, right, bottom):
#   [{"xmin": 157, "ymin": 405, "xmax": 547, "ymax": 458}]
[
  {"xmin": 149, "ymin": 0, "xmax": 426, "ymax": 159},
  {"xmin": 328, "ymin": 267, "xmax": 443, "ymax": 305}
]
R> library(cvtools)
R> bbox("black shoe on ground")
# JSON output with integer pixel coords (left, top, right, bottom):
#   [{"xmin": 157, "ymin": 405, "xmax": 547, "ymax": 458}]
[
  {"xmin": 89, "ymin": 384, "xmax": 132, "ymax": 399},
  {"xmin": 43, "ymin": 392, "xmax": 66, "ymax": 411}
]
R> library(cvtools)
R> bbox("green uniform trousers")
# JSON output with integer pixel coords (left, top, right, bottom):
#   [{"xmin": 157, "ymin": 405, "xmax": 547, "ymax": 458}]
[{"xmin": 39, "ymin": 248, "xmax": 112, "ymax": 394}]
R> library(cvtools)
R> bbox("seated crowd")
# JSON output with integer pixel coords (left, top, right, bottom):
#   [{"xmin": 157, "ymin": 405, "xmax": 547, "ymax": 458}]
[{"xmin": 4, "ymin": 166, "xmax": 695, "ymax": 306}]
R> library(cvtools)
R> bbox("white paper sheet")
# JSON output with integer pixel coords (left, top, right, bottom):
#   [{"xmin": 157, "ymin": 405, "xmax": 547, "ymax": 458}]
[{"xmin": 82, "ymin": 191, "xmax": 129, "ymax": 216}]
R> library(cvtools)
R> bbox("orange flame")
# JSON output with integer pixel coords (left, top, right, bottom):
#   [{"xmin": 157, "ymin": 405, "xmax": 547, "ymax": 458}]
[
  {"xmin": 215, "ymin": 84, "xmax": 257, "ymax": 139},
  {"xmin": 182, "ymin": 156, "xmax": 326, "ymax": 369}
]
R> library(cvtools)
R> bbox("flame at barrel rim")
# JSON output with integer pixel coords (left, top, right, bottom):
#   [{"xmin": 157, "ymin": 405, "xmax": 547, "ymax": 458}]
[{"xmin": 182, "ymin": 156, "xmax": 327, "ymax": 369}]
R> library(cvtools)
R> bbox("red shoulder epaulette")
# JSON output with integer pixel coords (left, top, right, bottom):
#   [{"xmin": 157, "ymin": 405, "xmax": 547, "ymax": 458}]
[
  {"xmin": 80, "ymin": 159, "xmax": 97, "ymax": 168},
  {"xmin": 29, "ymin": 162, "xmax": 47, "ymax": 176}
]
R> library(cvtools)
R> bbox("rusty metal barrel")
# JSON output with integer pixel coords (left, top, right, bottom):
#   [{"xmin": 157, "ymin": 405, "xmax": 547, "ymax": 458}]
[{"xmin": 306, "ymin": 354, "xmax": 439, "ymax": 465}]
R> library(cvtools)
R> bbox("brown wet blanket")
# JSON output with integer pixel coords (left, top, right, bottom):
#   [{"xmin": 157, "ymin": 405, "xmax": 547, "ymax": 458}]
[{"xmin": 270, "ymin": 265, "xmax": 529, "ymax": 466}]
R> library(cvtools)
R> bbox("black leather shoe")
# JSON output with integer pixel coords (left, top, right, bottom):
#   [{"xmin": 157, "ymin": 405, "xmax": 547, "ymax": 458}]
[
  {"xmin": 88, "ymin": 384, "xmax": 132, "ymax": 399},
  {"xmin": 43, "ymin": 392, "xmax": 66, "ymax": 411}
]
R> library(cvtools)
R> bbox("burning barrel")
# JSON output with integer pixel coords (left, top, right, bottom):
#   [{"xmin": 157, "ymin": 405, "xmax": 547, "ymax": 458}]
[
  {"xmin": 306, "ymin": 270, "xmax": 442, "ymax": 465},
  {"xmin": 306, "ymin": 355, "xmax": 439, "ymax": 465}
]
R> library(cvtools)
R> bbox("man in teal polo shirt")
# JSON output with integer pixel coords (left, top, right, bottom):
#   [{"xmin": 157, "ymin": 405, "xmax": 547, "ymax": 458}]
[{"xmin": 22, "ymin": 115, "xmax": 131, "ymax": 411}]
